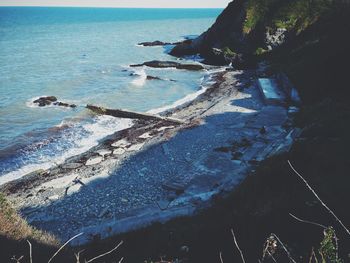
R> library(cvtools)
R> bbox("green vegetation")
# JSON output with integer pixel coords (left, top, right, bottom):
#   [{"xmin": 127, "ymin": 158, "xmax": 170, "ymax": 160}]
[
  {"xmin": 319, "ymin": 227, "xmax": 343, "ymax": 263},
  {"xmin": 255, "ymin": 47, "xmax": 268, "ymax": 56},
  {"xmin": 272, "ymin": 0, "xmax": 334, "ymax": 33},
  {"xmin": 222, "ymin": 46, "xmax": 236, "ymax": 57},
  {"xmin": 244, "ymin": 0, "xmax": 335, "ymax": 34},
  {"xmin": 243, "ymin": 0, "xmax": 278, "ymax": 33}
]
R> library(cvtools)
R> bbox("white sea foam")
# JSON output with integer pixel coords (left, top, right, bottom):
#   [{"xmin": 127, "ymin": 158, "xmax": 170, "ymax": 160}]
[
  {"xmin": 131, "ymin": 67, "xmax": 147, "ymax": 87},
  {"xmin": 0, "ymin": 115, "xmax": 133, "ymax": 186}
]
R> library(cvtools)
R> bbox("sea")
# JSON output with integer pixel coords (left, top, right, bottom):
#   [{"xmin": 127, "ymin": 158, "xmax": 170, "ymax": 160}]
[{"xmin": 0, "ymin": 7, "xmax": 222, "ymax": 184}]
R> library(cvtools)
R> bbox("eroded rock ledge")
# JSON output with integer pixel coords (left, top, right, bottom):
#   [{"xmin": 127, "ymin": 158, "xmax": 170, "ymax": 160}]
[{"xmin": 130, "ymin": 60, "xmax": 205, "ymax": 71}]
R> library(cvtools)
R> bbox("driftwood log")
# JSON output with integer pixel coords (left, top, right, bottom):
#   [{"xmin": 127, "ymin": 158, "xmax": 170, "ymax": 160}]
[{"xmin": 86, "ymin": 105, "xmax": 184, "ymax": 124}]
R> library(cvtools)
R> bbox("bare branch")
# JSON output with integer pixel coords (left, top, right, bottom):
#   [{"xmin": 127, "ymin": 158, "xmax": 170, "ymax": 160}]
[
  {"xmin": 289, "ymin": 213, "xmax": 327, "ymax": 229},
  {"xmin": 74, "ymin": 250, "xmax": 84, "ymax": 263},
  {"xmin": 308, "ymin": 247, "xmax": 318, "ymax": 263},
  {"xmin": 118, "ymin": 257, "xmax": 124, "ymax": 263},
  {"xmin": 231, "ymin": 228, "xmax": 246, "ymax": 263},
  {"xmin": 219, "ymin": 251, "xmax": 224, "ymax": 263},
  {"xmin": 11, "ymin": 255, "xmax": 24, "ymax": 263},
  {"xmin": 266, "ymin": 249, "xmax": 278, "ymax": 263},
  {"xmin": 27, "ymin": 240, "xmax": 33, "ymax": 263},
  {"xmin": 86, "ymin": 240, "xmax": 123, "ymax": 263},
  {"xmin": 271, "ymin": 233, "xmax": 297, "ymax": 263},
  {"xmin": 288, "ymin": 160, "xmax": 350, "ymax": 237},
  {"xmin": 48, "ymin": 232, "xmax": 83, "ymax": 263}
]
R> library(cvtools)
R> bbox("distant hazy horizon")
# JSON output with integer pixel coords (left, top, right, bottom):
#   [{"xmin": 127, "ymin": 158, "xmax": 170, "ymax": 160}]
[{"xmin": 0, "ymin": 0, "xmax": 231, "ymax": 8}]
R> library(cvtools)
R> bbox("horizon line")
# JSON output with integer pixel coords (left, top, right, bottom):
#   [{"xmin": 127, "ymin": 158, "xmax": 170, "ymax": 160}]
[{"xmin": 0, "ymin": 5, "xmax": 226, "ymax": 9}]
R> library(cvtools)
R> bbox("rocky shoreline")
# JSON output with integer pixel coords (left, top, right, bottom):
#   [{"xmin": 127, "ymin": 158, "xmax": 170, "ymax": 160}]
[{"xmin": 1, "ymin": 66, "xmax": 300, "ymax": 245}]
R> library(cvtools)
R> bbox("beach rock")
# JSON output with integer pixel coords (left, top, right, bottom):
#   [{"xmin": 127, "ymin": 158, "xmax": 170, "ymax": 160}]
[
  {"xmin": 48, "ymin": 195, "xmax": 60, "ymax": 201},
  {"xmin": 96, "ymin": 149, "xmax": 112, "ymax": 157},
  {"xmin": 33, "ymin": 96, "xmax": 57, "ymax": 106},
  {"xmin": 157, "ymin": 126, "xmax": 175, "ymax": 132},
  {"xmin": 62, "ymin": 163, "xmax": 83, "ymax": 169},
  {"xmin": 139, "ymin": 132, "xmax": 152, "ymax": 139},
  {"xmin": 126, "ymin": 143, "xmax": 145, "ymax": 152},
  {"xmin": 85, "ymin": 156, "xmax": 103, "ymax": 166},
  {"xmin": 113, "ymin": 148, "xmax": 126, "ymax": 155},
  {"xmin": 111, "ymin": 139, "xmax": 130, "ymax": 148}
]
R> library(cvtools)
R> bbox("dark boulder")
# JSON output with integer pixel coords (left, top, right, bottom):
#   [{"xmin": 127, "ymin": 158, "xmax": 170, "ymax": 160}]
[
  {"xmin": 33, "ymin": 96, "xmax": 76, "ymax": 108},
  {"xmin": 33, "ymin": 96, "xmax": 57, "ymax": 107}
]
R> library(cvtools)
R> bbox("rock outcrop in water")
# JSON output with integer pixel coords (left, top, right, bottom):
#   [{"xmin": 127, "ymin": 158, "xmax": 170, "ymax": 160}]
[
  {"xmin": 33, "ymin": 96, "xmax": 58, "ymax": 107},
  {"xmin": 138, "ymin": 40, "xmax": 182, "ymax": 46},
  {"xmin": 33, "ymin": 96, "xmax": 76, "ymax": 108},
  {"xmin": 130, "ymin": 60, "xmax": 204, "ymax": 71}
]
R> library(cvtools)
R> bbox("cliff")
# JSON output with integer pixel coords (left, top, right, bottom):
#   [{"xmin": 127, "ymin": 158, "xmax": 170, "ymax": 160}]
[{"xmin": 171, "ymin": 0, "xmax": 350, "ymax": 102}]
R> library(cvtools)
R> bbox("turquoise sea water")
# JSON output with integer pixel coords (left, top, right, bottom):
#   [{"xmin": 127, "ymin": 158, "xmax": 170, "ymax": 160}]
[{"xmin": 0, "ymin": 7, "xmax": 221, "ymax": 183}]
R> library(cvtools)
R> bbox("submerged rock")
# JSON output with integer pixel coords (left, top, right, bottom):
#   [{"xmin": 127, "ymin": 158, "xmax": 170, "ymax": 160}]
[
  {"xmin": 53, "ymin": 101, "xmax": 77, "ymax": 108},
  {"xmin": 146, "ymin": 75, "xmax": 162, "ymax": 81}
]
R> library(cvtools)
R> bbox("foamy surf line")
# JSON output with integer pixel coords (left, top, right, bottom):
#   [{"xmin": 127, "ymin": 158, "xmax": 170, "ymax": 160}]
[
  {"xmin": 148, "ymin": 67, "xmax": 225, "ymax": 114},
  {"xmin": 0, "ymin": 116, "xmax": 133, "ymax": 186}
]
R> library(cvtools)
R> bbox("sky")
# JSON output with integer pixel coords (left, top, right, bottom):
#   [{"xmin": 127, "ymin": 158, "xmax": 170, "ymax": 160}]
[{"xmin": 0, "ymin": 0, "xmax": 232, "ymax": 8}]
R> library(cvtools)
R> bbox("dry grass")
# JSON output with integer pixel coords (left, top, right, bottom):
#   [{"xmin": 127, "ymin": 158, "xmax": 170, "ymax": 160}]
[{"xmin": 0, "ymin": 192, "xmax": 58, "ymax": 246}]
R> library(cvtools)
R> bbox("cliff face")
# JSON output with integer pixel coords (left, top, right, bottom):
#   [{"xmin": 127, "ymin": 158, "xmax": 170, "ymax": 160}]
[
  {"xmin": 171, "ymin": 0, "xmax": 350, "ymax": 102},
  {"xmin": 171, "ymin": 0, "xmax": 346, "ymax": 58}
]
